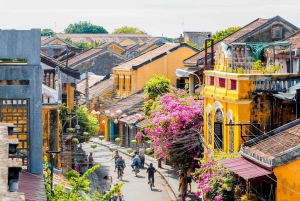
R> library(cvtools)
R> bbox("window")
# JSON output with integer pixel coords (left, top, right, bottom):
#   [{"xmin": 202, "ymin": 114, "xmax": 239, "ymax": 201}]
[
  {"xmin": 271, "ymin": 28, "xmax": 283, "ymax": 39},
  {"xmin": 230, "ymin": 79, "xmax": 237, "ymax": 90},
  {"xmin": 219, "ymin": 78, "xmax": 225, "ymax": 88},
  {"xmin": 209, "ymin": 76, "xmax": 214, "ymax": 85}
]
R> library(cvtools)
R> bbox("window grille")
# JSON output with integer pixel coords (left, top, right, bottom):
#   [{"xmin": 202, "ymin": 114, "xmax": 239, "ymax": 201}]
[
  {"xmin": 209, "ymin": 76, "xmax": 214, "ymax": 85},
  {"xmin": 219, "ymin": 78, "xmax": 225, "ymax": 88},
  {"xmin": 230, "ymin": 79, "xmax": 237, "ymax": 90}
]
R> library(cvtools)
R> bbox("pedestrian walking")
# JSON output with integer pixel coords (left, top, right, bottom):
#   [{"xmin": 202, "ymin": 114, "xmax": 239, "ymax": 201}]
[
  {"xmin": 88, "ymin": 152, "xmax": 94, "ymax": 169},
  {"xmin": 178, "ymin": 172, "xmax": 186, "ymax": 201},
  {"xmin": 111, "ymin": 150, "xmax": 119, "ymax": 172},
  {"xmin": 103, "ymin": 175, "xmax": 112, "ymax": 191},
  {"xmin": 187, "ymin": 168, "xmax": 192, "ymax": 193}
]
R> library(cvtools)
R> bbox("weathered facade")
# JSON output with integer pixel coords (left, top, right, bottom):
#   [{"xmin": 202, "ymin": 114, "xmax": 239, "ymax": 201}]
[
  {"xmin": 0, "ymin": 123, "xmax": 25, "ymax": 201},
  {"xmin": 0, "ymin": 29, "xmax": 43, "ymax": 174}
]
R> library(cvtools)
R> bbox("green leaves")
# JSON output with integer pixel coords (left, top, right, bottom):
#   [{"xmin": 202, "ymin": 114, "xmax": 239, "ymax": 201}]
[
  {"xmin": 65, "ymin": 21, "xmax": 108, "ymax": 34},
  {"xmin": 73, "ymin": 105, "xmax": 100, "ymax": 135},
  {"xmin": 41, "ymin": 29, "xmax": 55, "ymax": 37},
  {"xmin": 113, "ymin": 26, "xmax": 146, "ymax": 34}
]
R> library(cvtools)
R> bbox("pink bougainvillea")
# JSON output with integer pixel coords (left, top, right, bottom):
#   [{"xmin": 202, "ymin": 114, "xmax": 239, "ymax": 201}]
[
  {"xmin": 144, "ymin": 88, "xmax": 203, "ymax": 169},
  {"xmin": 135, "ymin": 132, "xmax": 142, "ymax": 139}
]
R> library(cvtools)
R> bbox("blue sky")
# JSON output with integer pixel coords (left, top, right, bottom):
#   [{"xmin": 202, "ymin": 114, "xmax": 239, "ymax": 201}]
[{"xmin": 0, "ymin": 0, "xmax": 299, "ymax": 38}]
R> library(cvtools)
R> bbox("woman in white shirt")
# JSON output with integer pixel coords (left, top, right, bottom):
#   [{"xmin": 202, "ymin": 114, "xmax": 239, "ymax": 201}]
[{"xmin": 103, "ymin": 175, "xmax": 112, "ymax": 191}]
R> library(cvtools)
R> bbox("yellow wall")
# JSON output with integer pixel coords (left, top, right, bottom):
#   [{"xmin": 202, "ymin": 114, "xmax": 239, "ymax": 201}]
[
  {"xmin": 274, "ymin": 158, "xmax": 300, "ymax": 201},
  {"xmin": 119, "ymin": 39, "xmax": 136, "ymax": 47},
  {"xmin": 42, "ymin": 106, "xmax": 61, "ymax": 169},
  {"xmin": 66, "ymin": 83, "xmax": 75, "ymax": 113},
  {"xmin": 134, "ymin": 47, "xmax": 197, "ymax": 93},
  {"xmin": 48, "ymin": 39, "xmax": 67, "ymax": 46},
  {"xmin": 108, "ymin": 44, "xmax": 125, "ymax": 54}
]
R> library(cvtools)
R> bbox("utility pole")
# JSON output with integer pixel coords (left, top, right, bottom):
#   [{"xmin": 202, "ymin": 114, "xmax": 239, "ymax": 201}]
[
  {"xmin": 85, "ymin": 71, "xmax": 90, "ymax": 108},
  {"xmin": 46, "ymin": 147, "xmax": 60, "ymax": 191}
]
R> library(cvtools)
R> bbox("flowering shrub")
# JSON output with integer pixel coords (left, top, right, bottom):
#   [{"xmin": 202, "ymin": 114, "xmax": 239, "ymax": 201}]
[
  {"xmin": 144, "ymin": 88, "xmax": 203, "ymax": 169},
  {"xmin": 193, "ymin": 151, "xmax": 240, "ymax": 201},
  {"xmin": 135, "ymin": 132, "xmax": 142, "ymax": 139}
]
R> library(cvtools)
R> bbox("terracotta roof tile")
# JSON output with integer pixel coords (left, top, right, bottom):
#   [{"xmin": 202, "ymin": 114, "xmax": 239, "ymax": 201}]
[
  {"xmin": 67, "ymin": 48, "xmax": 103, "ymax": 66},
  {"xmin": 56, "ymin": 34, "xmax": 153, "ymax": 44},
  {"xmin": 76, "ymin": 75, "xmax": 105, "ymax": 94},
  {"xmin": 114, "ymin": 43, "xmax": 180, "ymax": 70},
  {"xmin": 102, "ymin": 89, "xmax": 145, "ymax": 114},
  {"xmin": 183, "ymin": 18, "xmax": 269, "ymax": 66},
  {"xmin": 243, "ymin": 124, "xmax": 300, "ymax": 160},
  {"xmin": 88, "ymin": 77, "xmax": 114, "ymax": 99},
  {"xmin": 282, "ymin": 31, "xmax": 300, "ymax": 51},
  {"xmin": 119, "ymin": 111, "xmax": 144, "ymax": 124},
  {"xmin": 41, "ymin": 52, "xmax": 66, "ymax": 68},
  {"xmin": 136, "ymin": 118, "xmax": 151, "ymax": 127},
  {"xmin": 18, "ymin": 171, "xmax": 47, "ymax": 201}
]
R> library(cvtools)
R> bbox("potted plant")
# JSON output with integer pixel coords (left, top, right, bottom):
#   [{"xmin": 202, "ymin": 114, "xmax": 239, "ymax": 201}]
[
  {"xmin": 131, "ymin": 140, "xmax": 137, "ymax": 146},
  {"xmin": 126, "ymin": 148, "xmax": 133, "ymax": 154},
  {"xmin": 241, "ymin": 193, "xmax": 257, "ymax": 201},
  {"xmin": 67, "ymin": 128, "xmax": 73, "ymax": 133},
  {"xmin": 99, "ymin": 135, "xmax": 105, "ymax": 141},
  {"xmin": 72, "ymin": 138, "xmax": 79, "ymax": 144},
  {"xmin": 91, "ymin": 144, "xmax": 97, "ymax": 149},
  {"xmin": 115, "ymin": 138, "xmax": 121, "ymax": 144},
  {"xmin": 83, "ymin": 132, "xmax": 89, "ymax": 137}
]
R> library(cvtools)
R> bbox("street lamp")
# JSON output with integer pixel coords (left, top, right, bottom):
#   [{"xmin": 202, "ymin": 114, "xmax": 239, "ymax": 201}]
[
  {"xmin": 175, "ymin": 69, "xmax": 201, "ymax": 94},
  {"xmin": 46, "ymin": 147, "xmax": 61, "ymax": 191}
]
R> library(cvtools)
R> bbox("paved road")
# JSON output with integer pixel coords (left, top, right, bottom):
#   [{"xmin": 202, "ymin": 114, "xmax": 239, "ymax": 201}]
[{"xmin": 82, "ymin": 142, "xmax": 172, "ymax": 201}]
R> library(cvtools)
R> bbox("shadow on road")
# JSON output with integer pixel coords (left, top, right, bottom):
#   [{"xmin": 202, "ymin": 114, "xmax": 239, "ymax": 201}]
[{"xmin": 151, "ymin": 188, "xmax": 162, "ymax": 192}]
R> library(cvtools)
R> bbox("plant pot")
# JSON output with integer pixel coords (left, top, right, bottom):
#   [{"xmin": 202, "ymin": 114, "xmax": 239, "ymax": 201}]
[
  {"xmin": 67, "ymin": 128, "xmax": 73, "ymax": 133},
  {"xmin": 126, "ymin": 148, "xmax": 133, "ymax": 154},
  {"xmin": 91, "ymin": 144, "xmax": 97, "ymax": 149},
  {"xmin": 72, "ymin": 138, "xmax": 79, "ymax": 144},
  {"xmin": 115, "ymin": 138, "xmax": 121, "ymax": 143},
  {"xmin": 83, "ymin": 132, "xmax": 89, "ymax": 137},
  {"xmin": 99, "ymin": 135, "xmax": 105, "ymax": 141},
  {"xmin": 131, "ymin": 140, "xmax": 137, "ymax": 145}
]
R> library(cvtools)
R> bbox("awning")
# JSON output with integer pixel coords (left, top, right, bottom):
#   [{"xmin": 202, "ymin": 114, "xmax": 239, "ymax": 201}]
[{"xmin": 219, "ymin": 157, "xmax": 272, "ymax": 179}]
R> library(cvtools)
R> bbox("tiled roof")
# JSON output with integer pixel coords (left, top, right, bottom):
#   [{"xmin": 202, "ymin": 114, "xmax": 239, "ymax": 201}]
[
  {"xmin": 89, "ymin": 76, "xmax": 114, "ymax": 99},
  {"xmin": 41, "ymin": 36, "xmax": 50, "ymax": 42},
  {"xmin": 41, "ymin": 36, "xmax": 75, "ymax": 47},
  {"xmin": 76, "ymin": 75, "xmax": 105, "ymax": 94},
  {"xmin": 134, "ymin": 42, "xmax": 158, "ymax": 53},
  {"xmin": 183, "ymin": 18, "xmax": 269, "ymax": 67},
  {"xmin": 184, "ymin": 31, "xmax": 210, "ymax": 36},
  {"xmin": 241, "ymin": 118, "xmax": 300, "ymax": 168},
  {"xmin": 136, "ymin": 118, "xmax": 151, "ymax": 127},
  {"xmin": 114, "ymin": 43, "xmax": 181, "ymax": 70},
  {"xmin": 18, "ymin": 171, "xmax": 47, "ymax": 201},
  {"xmin": 40, "ymin": 53, "xmax": 80, "ymax": 79},
  {"xmin": 281, "ymin": 31, "xmax": 300, "ymax": 51},
  {"xmin": 102, "ymin": 89, "xmax": 145, "ymax": 114},
  {"xmin": 56, "ymin": 34, "xmax": 153, "ymax": 44},
  {"xmin": 119, "ymin": 111, "xmax": 144, "ymax": 124},
  {"xmin": 67, "ymin": 48, "xmax": 103, "ymax": 66}
]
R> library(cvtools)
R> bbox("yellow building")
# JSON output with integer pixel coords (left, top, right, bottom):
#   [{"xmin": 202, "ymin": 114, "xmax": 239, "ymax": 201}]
[
  {"xmin": 202, "ymin": 42, "xmax": 300, "ymax": 153},
  {"xmin": 113, "ymin": 43, "xmax": 199, "ymax": 98},
  {"xmin": 222, "ymin": 118, "xmax": 300, "ymax": 201}
]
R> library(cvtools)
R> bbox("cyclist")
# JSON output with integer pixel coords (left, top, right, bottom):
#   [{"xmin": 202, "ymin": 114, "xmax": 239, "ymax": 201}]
[
  {"xmin": 146, "ymin": 163, "xmax": 156, "ymax": 187},
  {"xmin": 131, "ymin": 154, "xmax": 141, "ymax": 172},
  {"xmin": 115, "ymin": 156, "xmax": 126, "ymax": 178}
]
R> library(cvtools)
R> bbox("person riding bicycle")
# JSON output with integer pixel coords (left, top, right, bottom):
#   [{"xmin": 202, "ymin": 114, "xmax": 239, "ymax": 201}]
[
  {"xmin": 116, "ymin": 156, "xmax": 125, "ymax": 178},
  {"xmin": 146, "ymin": 163, "xmax": 156, "ymax": 187},
  {"xmin": 131, "ymin": 154, "xmax": 141, "ymax": 172}
]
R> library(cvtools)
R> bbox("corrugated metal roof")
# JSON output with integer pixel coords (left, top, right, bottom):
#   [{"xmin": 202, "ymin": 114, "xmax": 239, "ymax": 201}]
[{"xmin": 219, "ymin": 157, "xmax": 272, "ymax": 179}]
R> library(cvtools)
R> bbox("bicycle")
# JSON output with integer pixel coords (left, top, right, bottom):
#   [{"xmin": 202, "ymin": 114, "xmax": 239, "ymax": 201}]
[
  {"xmin": 149, "ymin": 177, "xmax": 154, "ymax": 190},
  {"xmin": 134, "ymin": 165, "xmax": 139, "ymax": 177}
]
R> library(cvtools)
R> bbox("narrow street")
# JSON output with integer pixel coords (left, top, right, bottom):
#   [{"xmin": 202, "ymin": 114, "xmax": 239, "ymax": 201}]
[{"xmin": 81, "ymin": 142, "xmax": 172, "ymax": 201}]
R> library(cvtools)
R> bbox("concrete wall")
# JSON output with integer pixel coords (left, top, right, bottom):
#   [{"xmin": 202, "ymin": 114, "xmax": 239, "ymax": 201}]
[
  {"xmin": 0, "ymin": 30, "xmax": 43, "ymax": 174},
  {"xmin": 0, "ymin": 29, "xmax": 40, "ymax": 65}
]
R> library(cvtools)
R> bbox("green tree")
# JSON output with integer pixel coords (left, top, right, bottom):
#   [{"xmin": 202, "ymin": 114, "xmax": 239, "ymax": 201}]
[
  {"xmin": 73, "ymin": 105, "xmax": 99, "ymax": 135},
  {"xmin": 64, "ymin": 37, "xmax": 102, "ymax": 49},
  {"xmin": 163, "ymin": 37, "xmax": 180, "ymax": 43},
  {"xmin": 200, "ymin": 26, "xmax": 241, "ymax": 50},
  {"xmin": 142, "ymin": 75, "xmax": 171, "ymax": 116},
  {"xmin": 186, "ymin": 40, "xmax": 197, "ymax": 49},
  {"xmin": 113, "ymin": 26, "xmax": 146, "ymax": 34},
  {"xmin": 41, "ymin": 29, "xmax": 55, "ymax": 37},
  {"xmin": 43, "ymin": 156, "xmax": 124, "ymax": 201},
  {"xmin": 65, "ymin": 21, "xmax": 108, "ymax": 34}
]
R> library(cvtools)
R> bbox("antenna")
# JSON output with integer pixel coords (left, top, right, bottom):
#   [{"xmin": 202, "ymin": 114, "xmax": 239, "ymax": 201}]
[
  {"xmin": 55, "ymin": 22, "xmax": 56, "ymax": 34},
  {"xmin": 182, "ymin": 17, "xmax": 184, "ymax": 32}
]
